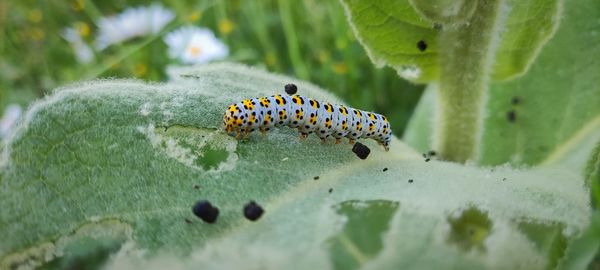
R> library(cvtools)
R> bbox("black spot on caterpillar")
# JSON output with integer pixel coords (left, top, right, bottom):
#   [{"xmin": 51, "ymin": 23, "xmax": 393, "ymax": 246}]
[
  {"xmin": 224, "ymin": 90, "xmax": 392, "ymax": 151},
  {"xmin": 192, "ymin": 200, "xmax": 219, "ymax": 223}
]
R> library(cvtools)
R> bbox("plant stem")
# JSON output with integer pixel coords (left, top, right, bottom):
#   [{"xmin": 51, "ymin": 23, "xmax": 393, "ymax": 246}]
[
  {"xmin": 277, "ymin": 0, "xmax": 310, "ymax": 80},
  {"xmin": 436, "ymin": 0, "xmax": 504, "ymax": 163}
]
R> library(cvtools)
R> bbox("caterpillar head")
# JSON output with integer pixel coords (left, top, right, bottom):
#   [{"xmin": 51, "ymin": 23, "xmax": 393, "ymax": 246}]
[
  {"xmin": 381, "ymin": 116, "xmax": 392, "ymax": 151},
  {"xmin": 223, "ymin": 104, "xmax": 245, "ymax": 133},
  {"xmin": 382, "ymin": 137, "xmax": 391, "ymax": 151},
  {"xmin": 382, "ymin": 128, "xmax": 392, "ymax": 151}
]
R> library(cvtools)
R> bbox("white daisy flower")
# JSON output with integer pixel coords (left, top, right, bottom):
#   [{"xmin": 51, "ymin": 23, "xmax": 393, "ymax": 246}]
[
  {"xmin": 163, "ymin": 26, "xmax": 229, "ymax": 64},
  {"xmin": 62, "ymin": 28, "xmax": 94, "ymax": 64},
  {"xmin": 0, "ymin": 104, "xmax": 22, "ymax": 138},
  {"xmin": 95, "ymin": 4, "xmax": 175, "ymax": 50}
]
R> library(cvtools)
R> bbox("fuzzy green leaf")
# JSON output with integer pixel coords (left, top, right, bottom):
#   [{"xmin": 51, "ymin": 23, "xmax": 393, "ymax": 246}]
[
  {"xmin": 559, "ymin": 212, "xmax": 600, "ymax": 270},
  {"xmin": 0, "ymin": 64, "xmax": 591, "ymax": 269},
  {"xmin": 339, "ymin": 0, "xmax": 561, "ymax": 83},
  {"xmin": 404, "ymin": 0, "xmax": 600, "ymax": 168},
  {"xmin": 408, "ymin": 0, "xmax": 477, "ymax": 24},
  {"xmin": 586, "ymin": 143, "xmax": 600, "ymax": 206},
  {"xmin": 480, "ymin": 0, "xmax": 600, "ymax": 167}
]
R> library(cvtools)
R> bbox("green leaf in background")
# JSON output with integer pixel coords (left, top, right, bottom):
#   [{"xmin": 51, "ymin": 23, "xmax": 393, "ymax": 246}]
[
  {"xmin": 340, "ymin": 0, "xmax": 439, "ymax": 83},
  {"xmin": 560, "ymin": 212, "xmax": 600, "ymax": 270},
  {"xmin": 402, "ymin": 84, "xmax": 435, "ymax": 152},
  {"xmin": 404, "ymin": 0, "xmax": 600, "ymax": 167},
  {"xmin": 587, "ymin": 143, "xmax": 600, "ymax": 206},
  {"xmin": 0, "ymin": 63, "xmax": 592, "ymax": 269},
  {"xmin": 342, "ymin": 0, "xmax": 562, "ymax": 162},
  {"xmin": 339, "ymin": 0, "xmax": 560, "ymax": 83},
  {"xmin": 491, "ymin": 0, "xmax": 562, "ymax": 80},
  {"xmin": 480, "ymin": 0, "xmax": 600, "ymax": 167},
  {"xmin": 559, "ymin": 143, "xmax": 600, "ymax": 270}
]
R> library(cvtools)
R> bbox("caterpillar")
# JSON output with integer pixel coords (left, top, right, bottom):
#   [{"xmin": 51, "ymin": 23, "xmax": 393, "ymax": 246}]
[{"xmin": 223, "ymin": 84, "xmax": 392, "ymax": 151}]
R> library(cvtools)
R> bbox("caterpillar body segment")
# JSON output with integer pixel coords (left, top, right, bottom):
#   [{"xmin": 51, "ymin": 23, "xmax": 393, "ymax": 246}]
[{"xmin": 223, "ymin": 94, "xmax": 392, "ymax": 151}]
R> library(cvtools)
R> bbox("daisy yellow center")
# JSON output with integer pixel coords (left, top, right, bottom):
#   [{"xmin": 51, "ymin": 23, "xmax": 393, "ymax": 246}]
[
  {"xmin": 332, "ymin": 62, "xmax": 348, "ymax": 74},
  {"xmin": 187, "ymin": 11, "xmax": 202, "ymax": 22},
  {"xmin": 72, "ymin": 0, "xmax": 85, "ymax": 11},
  {"xmin": 218, "ymin": 19, "xmax": 234, "ymax": 35},
  {"xmin": 76, "ymin": 22, "xmax": 90, "ymax": 37},
  {"xmin": 28, "ymin": 10, "xmax": 43, "ymax": 23},
  {"xmin": 189, "ymin": 46, "xmax": 202, "ymax": 56}
]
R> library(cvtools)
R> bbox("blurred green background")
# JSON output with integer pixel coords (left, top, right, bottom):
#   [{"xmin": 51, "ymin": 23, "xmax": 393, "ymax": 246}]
[{"xmin": 0, "ymin": 0, "xmax": 424, "ymax": 135}]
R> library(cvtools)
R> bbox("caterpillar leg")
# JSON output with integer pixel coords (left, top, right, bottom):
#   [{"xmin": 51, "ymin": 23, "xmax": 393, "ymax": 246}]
[
  {"xmin": 235, "ymin": 130, "xmax": 242, "ymax": 140},
  {"xmin": 243, "ymin": 130, "xmax": 251, "ymax": 139},
  {"xmin": 260, "ymin": 128, "xmax": 267, "ymax": 136},
  {"xmin": 348, "ymin": 139, "xmax": 355, "ymax": 144},
  {"xmin": 335, "ymin": 138, "xmax": 341, "ymax": 144},
  {"xmin": 375, "ymin": 140, "xmax": 390, "ymax": 151},
  {"xmin": 299, "ymin": 132, "xmax": 308, "ymax": 140},
  {"xmin": 321, "ymin": 138, "xmax": 328, "ymax": 144}
]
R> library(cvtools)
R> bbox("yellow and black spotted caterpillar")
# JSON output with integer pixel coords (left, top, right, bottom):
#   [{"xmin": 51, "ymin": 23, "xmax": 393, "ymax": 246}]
[{"xmin": 223, "ymin": 84, "xmax": 392, "ymax": 151}]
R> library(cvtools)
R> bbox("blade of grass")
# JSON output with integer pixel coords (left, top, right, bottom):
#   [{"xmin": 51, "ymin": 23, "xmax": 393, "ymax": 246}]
[
  {"xmin": 241, "ymin": 0, "xmax": 282, "ymax": 71},
  {"xmin": 277, "ymin": 0, "xmax": 309, "ymax": 79},
  {"xmin": 83, "ymin": 33, "xmax": 166, "ymax": 80},
  {"xmin": 81, "ymin": 0, "xmax": 103, "ymax": 22}
]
